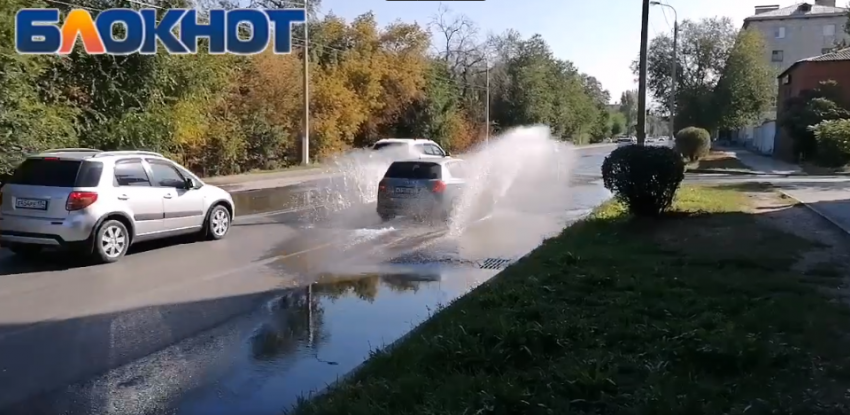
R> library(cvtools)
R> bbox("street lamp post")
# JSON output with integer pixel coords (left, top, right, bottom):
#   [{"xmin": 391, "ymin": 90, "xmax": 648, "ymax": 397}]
[
  {"xmin": 650, "ymin": 1, "xmax": 678, "ymax": 141},
  {"xmin": 301, "ymin": 0, "xmax": 310, "ymax": 165},
  {"xmin": 485, "ymin": 57, "xmax": 490, "ymax": 146}
]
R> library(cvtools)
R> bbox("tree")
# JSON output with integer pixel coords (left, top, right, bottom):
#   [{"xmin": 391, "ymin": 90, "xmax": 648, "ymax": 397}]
[
  {"xmin": 618, "ymin": 90, "xmax": 638, "ymax": 135},
  {"xmin": 0, "ymin": 0, "xmax": 611, "ymax": 175},
  {"xmin": 713, "ymin": 28, "xmax": 776, "ymax": 131},
  {"xmin": 610, "ymin": 112, "xmax": 626, "ymax": 137},
  {"xmin": 639, "ymin": 17, "xmax": 738, "ymax": 131},
  {"xmin": 780, "ymin": 81, "xmax": 850, "ymax": 162}
]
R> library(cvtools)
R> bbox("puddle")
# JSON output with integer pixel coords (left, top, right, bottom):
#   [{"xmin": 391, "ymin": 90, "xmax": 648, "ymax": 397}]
[{"xmin": 171, "ymin": 267, "xmax": 495, "ymax": 415}]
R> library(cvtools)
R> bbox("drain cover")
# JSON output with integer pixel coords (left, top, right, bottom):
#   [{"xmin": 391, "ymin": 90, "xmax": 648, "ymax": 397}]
[{"xmin": 479, "ymin": 258, "xmax": 513, "ymax": 270}]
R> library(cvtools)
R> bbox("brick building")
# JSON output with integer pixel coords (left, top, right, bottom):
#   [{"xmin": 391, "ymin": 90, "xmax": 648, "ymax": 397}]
[{"xmin": 775, "ymin": 48, "xmax": 850, "ymax": 161}]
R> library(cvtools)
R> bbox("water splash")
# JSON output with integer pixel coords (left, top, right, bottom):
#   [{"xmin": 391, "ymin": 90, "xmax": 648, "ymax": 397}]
[
  {"xmin": 446, "ymin": 126, "xmax": 577, "ymax": 235},
  {"xmin": 319, "ymin": 147, "xmax": 407, "ymax": 211},
  {"xmin": 309, "ymin": 126, "xmax": 576, "ymax": 234}
]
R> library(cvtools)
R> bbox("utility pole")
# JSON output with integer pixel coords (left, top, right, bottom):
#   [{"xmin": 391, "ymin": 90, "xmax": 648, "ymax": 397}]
[
  {"xmin": 670, "ymin": 19, "xmax": 677, "ymax": 140},
  {"xmin": 301, "ymin": 3, "xmax": 310, "ymax": 165},
  {"xmin": 636, "ymin": 0, "xmax": 650, "ymax": 145}
]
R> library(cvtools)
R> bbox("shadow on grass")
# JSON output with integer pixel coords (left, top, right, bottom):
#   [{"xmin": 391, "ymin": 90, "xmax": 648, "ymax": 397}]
[{"xmin": 290, "ymin": 186, "xmax": 850, "ymax": 415}]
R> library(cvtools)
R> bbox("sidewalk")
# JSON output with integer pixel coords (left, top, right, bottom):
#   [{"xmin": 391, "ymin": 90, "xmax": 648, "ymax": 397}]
[
  {"xmin": 712, "ymin": 145, "xmax": 802, "ymax": 175},
  {"xmin": 777, "ymin": 184, "xmax": 850, "ymax": 236},
  {"xmin": 204, "ymin": 166, "xmax": 330, "ymax": 192},
  {"xmin": 716, "ymin": 145, "xmax": 850, "ymax": 235}
]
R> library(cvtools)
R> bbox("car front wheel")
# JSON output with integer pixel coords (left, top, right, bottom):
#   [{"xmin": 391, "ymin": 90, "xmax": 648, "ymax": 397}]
[{"xmin": 205, "ymin": 205, "xmax": 231, "ymax": 240}]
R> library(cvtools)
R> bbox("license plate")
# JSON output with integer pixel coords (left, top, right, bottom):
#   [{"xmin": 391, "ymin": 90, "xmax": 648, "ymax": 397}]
[
  {"xmin": 15, "ymin": 198, "xmax": 48, "ymax": 210},
  {"xmin": 394, "ymin": 187, "xmax": 416, "ymax": 195}
]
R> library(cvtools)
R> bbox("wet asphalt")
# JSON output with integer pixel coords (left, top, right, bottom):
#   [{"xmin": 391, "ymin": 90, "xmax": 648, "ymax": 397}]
[{"xmin": 0, "ymin": 146, "xmax": 615, "ymax": 415}]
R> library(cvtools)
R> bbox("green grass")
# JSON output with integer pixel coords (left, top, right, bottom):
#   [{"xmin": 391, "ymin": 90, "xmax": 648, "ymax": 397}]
[{"xmin": 290, "ymin": 185, "xmax": 850, "ymax": 415}]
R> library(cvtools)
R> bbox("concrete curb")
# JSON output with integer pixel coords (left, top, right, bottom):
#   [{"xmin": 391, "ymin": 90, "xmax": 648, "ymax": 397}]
[
  {"xmin": 687, "ymin": 168, "xmax": 766, "ymax": 176},
  {"xmin": 776, "ymin": 189, "xmax": 850, "ymax": 236}
]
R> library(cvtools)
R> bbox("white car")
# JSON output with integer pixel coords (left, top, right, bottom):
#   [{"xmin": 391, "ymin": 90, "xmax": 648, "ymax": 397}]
[{"xmin": 371, "ymin": 138, "xmax": 450, "ymax": 160}]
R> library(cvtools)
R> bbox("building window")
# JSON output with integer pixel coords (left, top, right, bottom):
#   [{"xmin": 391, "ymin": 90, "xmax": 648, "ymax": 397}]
[
  {"xmin": 824, "ymin": 24, "xmax": 835, "ymax": 36},
  {"xmin": 775, "ymin": 26, "xmax": 786, "ymax": 38},
  {"xmin": 771, "ymin": 50, "xmax": 784, "ymax": 62}
]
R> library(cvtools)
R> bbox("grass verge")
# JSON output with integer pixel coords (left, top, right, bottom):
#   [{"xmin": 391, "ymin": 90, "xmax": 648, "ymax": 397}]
[
  {"xmin": 687, "ymin": 151, "xmax": 753, "ymax": 173},
  {"xmin": 203, "ymin": 163, "xmax": 324, "ymax": 184},
  {"xmin": 291, "ymin": 185, "xmax": 850, "ymax": 414}
]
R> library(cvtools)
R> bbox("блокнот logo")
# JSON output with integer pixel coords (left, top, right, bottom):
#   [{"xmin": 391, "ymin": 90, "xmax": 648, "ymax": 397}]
[{"xmin": 15, "ymin": 8, "xmax": 306, "ymax": 55}]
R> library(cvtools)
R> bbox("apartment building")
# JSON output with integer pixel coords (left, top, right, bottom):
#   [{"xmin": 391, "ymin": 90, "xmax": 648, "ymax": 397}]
[{"xmin": 743, "ymin": 1, "xmax": 849, "ymax": 73}]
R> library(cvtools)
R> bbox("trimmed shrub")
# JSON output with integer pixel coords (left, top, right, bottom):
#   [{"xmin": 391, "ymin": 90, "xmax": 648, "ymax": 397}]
[
  {"xmin": 675, "ymin": 126, "xmax": 711, "ymax": 162},
  {"xmin": 602, "ymin": 145, "xmax": 685, "ymax": 216},
  {"xmin": 812, "ymin": 119, "xmax": 850, "ymax": 167}
]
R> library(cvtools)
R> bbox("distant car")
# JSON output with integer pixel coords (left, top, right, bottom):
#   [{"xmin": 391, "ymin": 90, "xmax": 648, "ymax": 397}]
[
  {"xmin": 0, "ymin": 148, "xmax": 235, "ymax": 263},
  {"xmin": 371, "ymin": 138, "xmax": 449, "ymax": 160},
  {"xmin": 616, "ymin": 137, "xmax": 635, "ymax": 147},
  {"xmin": 376, "ymin": 158, "xmax": 467, "ymax": 222}
]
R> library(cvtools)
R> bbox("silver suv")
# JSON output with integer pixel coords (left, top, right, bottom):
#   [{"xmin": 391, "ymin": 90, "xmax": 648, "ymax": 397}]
[{"xmin": 0, "ymin": 149, "xmax": 235, "ymax": 263}]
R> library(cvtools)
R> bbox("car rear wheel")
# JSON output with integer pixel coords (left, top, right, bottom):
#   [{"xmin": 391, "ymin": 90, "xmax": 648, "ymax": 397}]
[
  {"xmin": 378, "ymin": 212, "xmax": 395, "ymax": 222},
  {"xmin": 93, "ymin": 220, "xmax": 129, "ymax": 264}
]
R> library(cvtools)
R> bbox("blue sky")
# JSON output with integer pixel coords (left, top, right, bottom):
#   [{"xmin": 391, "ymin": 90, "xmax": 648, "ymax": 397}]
[{"xmin": 318, "ymin": 0, "xmax": 777, "ymax": 104}]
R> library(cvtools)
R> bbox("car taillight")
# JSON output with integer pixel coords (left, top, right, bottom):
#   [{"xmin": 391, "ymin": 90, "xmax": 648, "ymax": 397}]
[
  {"xmin": 66, "ymin": 191, "xmax": 98, "ymax": 211},
  {"xmin": 378, "ymin": 180, "xmax": 387, "ymax": 192},
  {"xmin": 432, "ymin": 180, "xmax": 447, "ymax": 193}
]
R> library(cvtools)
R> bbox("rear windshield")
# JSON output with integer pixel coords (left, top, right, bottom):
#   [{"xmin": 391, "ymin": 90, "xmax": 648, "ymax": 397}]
[
  {"xmin": 8, "ymin": 158, "xmax": 103, "ymax": 187},
  {"xmin": 384, "ymin": 162, "xmax": 441, "ymax": 179},
  {"xmin": 373, "ymin": 142, "xmax": 406, "ymax": 151}
]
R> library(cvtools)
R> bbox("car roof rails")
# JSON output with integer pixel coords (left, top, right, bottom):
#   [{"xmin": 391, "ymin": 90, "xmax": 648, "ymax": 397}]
[
  {"xmin": 40, "ymin": 148, "xmax": 103, "ymax": 154},
  {"xmin": 93, "ymin": 150, "xmax": 165, "ymax": 158}
]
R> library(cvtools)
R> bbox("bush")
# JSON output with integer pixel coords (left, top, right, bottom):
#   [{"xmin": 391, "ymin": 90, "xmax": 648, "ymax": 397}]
[
  {"xmin": 602, "ymin": 145, "xmax": 685, "ymax": 216},
  {"xmin": 812, "ymin": 119, "xmax": 850, "ymax": 167},
  {"xmin": 675, "ymin": 126, "xmax": 711, "ymax": 162}
]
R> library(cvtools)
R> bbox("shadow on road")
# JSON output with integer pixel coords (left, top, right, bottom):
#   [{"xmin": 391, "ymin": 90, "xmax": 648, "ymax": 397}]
[
  {"xmin": 0, "ymin": 270, "xmax": 459, "ymax": 415},
  {"xmin": 0, "ymin": 234, "xmax": 211, "ymax": 276},
  {"xmin": 0, "ymin": 289, "xmax": 284, "ymax": 414}
]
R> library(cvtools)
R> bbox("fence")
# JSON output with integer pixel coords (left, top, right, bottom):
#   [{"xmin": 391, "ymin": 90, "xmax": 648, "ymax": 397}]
[{"xmin": 733, "ymin": 120, "xmax": 775, "ymax": 155}]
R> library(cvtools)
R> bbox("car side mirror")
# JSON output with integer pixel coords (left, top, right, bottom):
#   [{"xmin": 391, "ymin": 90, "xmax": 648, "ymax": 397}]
[{"xmin": 184, "ymin": 177, "xmax": 196, "ymax": 189}]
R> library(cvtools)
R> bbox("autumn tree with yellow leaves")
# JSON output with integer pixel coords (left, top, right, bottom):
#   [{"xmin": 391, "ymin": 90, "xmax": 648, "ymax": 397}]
[{"xmin": 0, "ymin": 0, "xmax": 612, "ymax": 177}]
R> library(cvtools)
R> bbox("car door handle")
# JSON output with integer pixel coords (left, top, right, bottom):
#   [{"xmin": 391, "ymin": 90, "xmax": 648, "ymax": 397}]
[
  {"xmin": 117, "ymin": 194, "xmax": 129, "ymax": 200},
  {"xmin": 163, "ymin": 194, "xmax": 173, "ymax": 199}
]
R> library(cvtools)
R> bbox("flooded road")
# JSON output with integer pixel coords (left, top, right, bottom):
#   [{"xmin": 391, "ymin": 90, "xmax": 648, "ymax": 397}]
[{"xmin": 0, "ymin": 144, "xmax": 613, "ymax": 415}]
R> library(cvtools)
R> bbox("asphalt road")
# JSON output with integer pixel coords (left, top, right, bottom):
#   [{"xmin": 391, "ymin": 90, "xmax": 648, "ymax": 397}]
[{"xmin": 0, "ymin": 144, "xmax": 614, "ymax": 414}]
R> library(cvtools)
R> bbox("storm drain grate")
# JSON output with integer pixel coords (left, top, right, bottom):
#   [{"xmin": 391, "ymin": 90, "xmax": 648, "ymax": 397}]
[{"xmin": 479, "ymin": 258, "xmax": 513, "ymax": 270}]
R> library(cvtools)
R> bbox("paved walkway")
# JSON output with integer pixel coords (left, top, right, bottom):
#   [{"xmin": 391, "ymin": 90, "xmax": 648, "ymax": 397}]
[
  {"xmin": 776, "ymin": 183, "xmax": 850, "ymax": 235},
  {"xmin": 713, "ymin": 146, "xmax": 850, "ymax": 235},
  {"xmin": 713, "ymin": 145, "xmax": 802, "ymax": 175}
]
